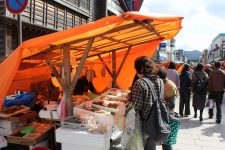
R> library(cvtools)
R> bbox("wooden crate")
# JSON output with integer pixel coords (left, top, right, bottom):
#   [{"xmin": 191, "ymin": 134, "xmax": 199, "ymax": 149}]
[
  {"xmin": 7, "ymin": 111, "xmax": 37, "ymax": 122},
  {"xmin": 7, "ymin": 122, "xmax": 53, "ymax": 146}
]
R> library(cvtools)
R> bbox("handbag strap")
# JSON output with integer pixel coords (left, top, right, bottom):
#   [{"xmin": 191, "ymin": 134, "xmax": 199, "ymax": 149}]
[{"xmin": 142, "ymin": 77, "xmax": 164, "ymax": 101}]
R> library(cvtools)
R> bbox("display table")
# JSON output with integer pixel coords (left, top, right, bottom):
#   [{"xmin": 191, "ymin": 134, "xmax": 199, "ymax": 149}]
[
  {"xmin": 73, "ymin": 107, "xmax": 113, "ymax": 127},
  {"xmin": 56, "ymin": 126, "xmax": 111, "ymax": 150}
]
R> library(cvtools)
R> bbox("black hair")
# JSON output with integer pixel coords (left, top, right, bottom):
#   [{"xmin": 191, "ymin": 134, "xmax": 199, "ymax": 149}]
[
  {"xmin": 168, "ymin": 61, "xmax": 176, "ymax": 69},
  {"xmin": 157, "ymin": 67, "xmax": 167, "ymax": 79},
  {"xmin": 143, "ymin": 57, "xmax": 154, "ymax": 75},
  {"xmin": 182, "ymin": 64, "xmax": 190, "ymax": 72},
  {"xmin": 196, "ymin": 63, "xmax": 203, "ymax": 71},
  {"xmin": 214, "ymin": 61, "xmax": 221, "ymax": 68},
  {"xmin": 134, "ymin": 56, "xmax": 154, "ymax": 75},
  {"xmin": 134, "ymin": 56, "xmax": 145, "ymax": 74}
]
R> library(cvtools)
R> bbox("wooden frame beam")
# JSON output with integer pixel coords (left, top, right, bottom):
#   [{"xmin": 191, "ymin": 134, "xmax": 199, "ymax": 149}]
[
  {"xmin": 71, "ymin": 37, "xmax": 95, "ymax": 89},
  {"xmin": 115, "ymin": 47, "xmax": 131, "ymax": 80},
  {"xmin": 98, "ymin": 54, "xmax": 113, "ymax": 78},
  {"xmin": 134, "ymin": 19, "xmax": 162, "ymax": 38},
  {"xmin": 45, "ymin": 55, "xmax": 65, "ymax": 89},
  {"xmin": 112, "ymin": 51, "xmax": 117, "ymax": 88},
  {"xmin": 100, "ymin": 35, "xmax": 131, "ymax": 46},
  {"xmin": 84, "ymin": 37, "xmax": 164, "ymax": 59}
]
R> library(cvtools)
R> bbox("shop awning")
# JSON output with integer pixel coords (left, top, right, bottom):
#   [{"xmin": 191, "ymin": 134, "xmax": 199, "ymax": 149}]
[{"xmin": 0, "ymin": 12, "xmax": 183, "ymax": 108}]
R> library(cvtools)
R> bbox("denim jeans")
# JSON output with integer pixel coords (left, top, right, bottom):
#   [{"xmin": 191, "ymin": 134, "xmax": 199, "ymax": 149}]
[{"xmin": 208, "ymin": 91, "xmax": 224, "ymax": 121}]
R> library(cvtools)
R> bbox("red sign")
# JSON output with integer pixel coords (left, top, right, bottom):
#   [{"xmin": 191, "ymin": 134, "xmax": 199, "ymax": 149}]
[{"xmin": 6, "ymin": 0, "xmax": 28, "ymax": 14}]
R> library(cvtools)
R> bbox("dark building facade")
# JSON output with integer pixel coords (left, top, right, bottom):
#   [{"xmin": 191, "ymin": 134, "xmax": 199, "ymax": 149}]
[
  {"xmin": 127, "ymin": 0, "xmax": 143, "ymax": 11},
  {"xmin": 0, "ymin": 0, "xmax": 129, "ymax": 58}
]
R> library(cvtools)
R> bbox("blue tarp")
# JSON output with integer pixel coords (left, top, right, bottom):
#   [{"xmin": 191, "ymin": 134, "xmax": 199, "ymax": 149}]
[{"xmin": 4, "ymin": 92, "xmax": 36, "ymax": 108}]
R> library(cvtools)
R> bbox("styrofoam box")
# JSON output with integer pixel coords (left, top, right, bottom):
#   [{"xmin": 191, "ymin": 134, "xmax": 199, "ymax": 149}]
[
  {"xmin": 56, "ymin": 127, "xmax": 111, "ymax": 150},
  {"xmin": 73, "ymin": 107, "xmax": 113, "ymax": 127},
  {"xmin": 39, "ymin": 109, "xmax": 59, "ymax": 120},
  {"xmin": 0, "ymin": 120, "xmax": 26, "ymax": 136},
  {"xmin": 0, "ymin": 128, "xmax": 19, "ymax": 136},
  {"xmin": 0, "ymin": 119, "xmax": 26, "ymax": 129}
]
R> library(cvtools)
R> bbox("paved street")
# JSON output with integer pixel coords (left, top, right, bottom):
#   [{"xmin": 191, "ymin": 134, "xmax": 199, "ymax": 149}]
[{"xmin": 157, "ymin": 96, "xmax": 225, "ymax": 150}]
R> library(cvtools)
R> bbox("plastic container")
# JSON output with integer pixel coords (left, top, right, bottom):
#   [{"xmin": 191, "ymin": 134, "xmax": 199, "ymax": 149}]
[{"xmin": 20, "ymin": 126, "xmax": 36, "ymax": 134}]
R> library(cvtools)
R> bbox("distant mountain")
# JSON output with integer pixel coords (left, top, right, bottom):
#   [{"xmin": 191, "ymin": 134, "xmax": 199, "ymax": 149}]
[{"xmin": 184, "ymin": 50, "xmax": 202, "ymax": 61}]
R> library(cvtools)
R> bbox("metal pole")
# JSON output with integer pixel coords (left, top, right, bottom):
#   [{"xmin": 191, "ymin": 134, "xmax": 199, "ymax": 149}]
[{"xmin": 18, "ymin": 14, "xmax": 22, "ymax": 45}]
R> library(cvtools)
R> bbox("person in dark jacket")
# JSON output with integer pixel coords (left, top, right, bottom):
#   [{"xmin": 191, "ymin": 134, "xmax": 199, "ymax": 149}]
[
  {"xmin": 179, "ymin": 64, "xmax": 191, "ymax": 117},
  {"xmin": 191, "ymin": 63, "xmax": 208, "ymax": 121},
  {"xmin": 208, "ymin": 61, "xmax": 225, "ymax": 124},
  {"xmin": 73, "ymin": 68, "xmax": 98, "ymax": 95}
]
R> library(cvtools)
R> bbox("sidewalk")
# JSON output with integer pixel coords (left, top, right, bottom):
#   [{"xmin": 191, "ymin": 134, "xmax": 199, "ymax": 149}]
[{"xmin": 157, "ymin": 97, "xmax": 225, "ymax": 150}]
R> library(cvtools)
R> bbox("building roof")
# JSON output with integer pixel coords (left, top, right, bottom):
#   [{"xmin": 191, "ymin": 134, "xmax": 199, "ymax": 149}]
[{"xmin": 212, "ymin": 33, "xmax": 225, "ymax": 43}]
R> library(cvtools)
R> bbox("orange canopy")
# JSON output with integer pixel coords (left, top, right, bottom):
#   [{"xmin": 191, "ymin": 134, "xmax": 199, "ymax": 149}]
[{"xmin": 0, "ymin": 12, "xmax": 183, "ymax": 107}]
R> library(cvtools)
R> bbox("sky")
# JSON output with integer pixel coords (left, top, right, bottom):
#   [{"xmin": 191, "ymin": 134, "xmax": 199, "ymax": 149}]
[{"xmin": 140, "ymin": 0, "xmax": 225, "ymax": 51}]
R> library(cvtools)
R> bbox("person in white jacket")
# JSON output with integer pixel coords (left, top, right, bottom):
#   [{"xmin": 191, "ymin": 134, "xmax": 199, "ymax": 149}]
[{"xmin": 166, "ymin": 61, "xmax": 180, "ymax": 90}]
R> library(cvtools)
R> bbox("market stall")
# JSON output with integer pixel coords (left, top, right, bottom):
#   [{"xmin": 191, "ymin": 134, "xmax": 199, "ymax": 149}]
[{"xmin": 0, "ymin": 12, "xmax": 183, "ymax": 149}]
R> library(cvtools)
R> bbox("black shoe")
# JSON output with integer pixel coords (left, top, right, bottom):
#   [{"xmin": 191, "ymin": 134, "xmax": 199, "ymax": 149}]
[
  {"xmin": 194, "ymin": 114, "xmax": 197, "ymax": 118},
  {"xmin": 216, "ymin": 120, "xmax": 221, "ymax": 124},
  {"xmin": 199, "ymin": 117, "xmax": 203, "ymax": 121}
]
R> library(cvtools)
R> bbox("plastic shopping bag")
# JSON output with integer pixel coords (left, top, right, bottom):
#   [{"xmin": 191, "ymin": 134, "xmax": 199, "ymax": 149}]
[
  {"xmin": 205, "ymin": 99, "xmax": 215, "ymax": 109},
  {"xmin": 121, "ymin": 108, "xmax": 144, "ymax": 150},
  {"xmin": 57, "ymin": 94, "xmax": 66, "ymax": 120}
]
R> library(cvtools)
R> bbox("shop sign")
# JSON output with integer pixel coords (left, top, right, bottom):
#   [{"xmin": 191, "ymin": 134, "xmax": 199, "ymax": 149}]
[{"xmin": 160, "ymin": 43, "xmax": 167, "ymax": 47}]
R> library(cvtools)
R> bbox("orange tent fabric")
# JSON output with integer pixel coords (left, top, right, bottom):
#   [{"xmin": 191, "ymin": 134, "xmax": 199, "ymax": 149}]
[{"xmin": 0, "ymin": 12, "xmax": 183, "ymax": 107}]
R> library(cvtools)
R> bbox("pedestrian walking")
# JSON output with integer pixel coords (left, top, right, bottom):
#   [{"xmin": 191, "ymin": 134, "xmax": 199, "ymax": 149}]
[
  {"xmin": 179, "ymin": 64, "xmax": 192, "ymax": 117},
  {"xmin": 166, "ymin": 61, "xmax": 180, "ymax": 90},
  {"xmin": 191, "ymin": 63, "xmax": 208, "ymax": 121},
  {"xmin": 131, "ymin": 56, "xmax": 164, "ymax": 150},
  {"xmin": 205, "ymin": 64, "xmax": 213, "ymax": 76},
  {"xmin": 158, "ymin": 68, "xmax": 179, "ymax": 150},
  {"xmin": 208, "ymin": 61, "xmax": 225, "ymax": 124}
]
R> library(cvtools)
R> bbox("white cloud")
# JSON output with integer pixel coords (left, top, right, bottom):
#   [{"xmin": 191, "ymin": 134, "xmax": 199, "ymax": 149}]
[{"xmin": 140, "ymin": 0, "xmax": 225, "ymax": 51}]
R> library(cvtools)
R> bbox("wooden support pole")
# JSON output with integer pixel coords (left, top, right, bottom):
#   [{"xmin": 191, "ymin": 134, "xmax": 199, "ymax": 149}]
[
  {"xmin": 45, "ymin": 55, "xmax": 65, "ymax": 89},
  {"xmin": 115, "ymin": 47, "xmax": 131, "ymax": 80},
  {"xmin": 71, "ymin": 37, "xmax": 95, "ymax": 89},
  {"xmin": 63, "ymin": 45, "xmax": 73, "ymax": 116},
  {"xmin": 112, "ymin": 51, "xmax": 117, "ymax": 88},
  {"xmin": 98, "ymin": 54, "xmax": 113, "ymax": 78},
  {"xmin": 134, "ymin": 19, "xmax": 162, "ymax": 38}
]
